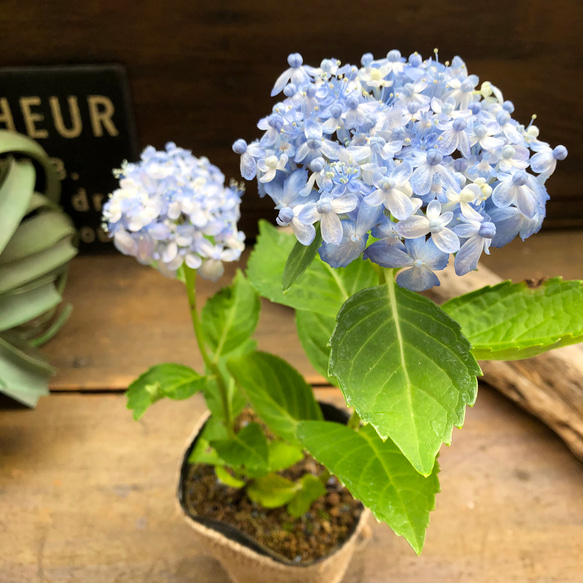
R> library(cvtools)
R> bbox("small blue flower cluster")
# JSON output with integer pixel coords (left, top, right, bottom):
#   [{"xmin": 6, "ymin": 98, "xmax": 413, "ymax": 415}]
[
  {"xmin": 234, "ymin": 51, "xmax": 567, "ymax": 291},
  {"xmin": 103, "ymin": 143, "xmax": 245, "ymax": 281}
]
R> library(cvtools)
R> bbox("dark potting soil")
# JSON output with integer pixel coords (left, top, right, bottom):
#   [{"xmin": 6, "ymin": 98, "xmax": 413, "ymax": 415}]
[{"xmin": 182, "ymin": 457, "xmax": 363, "ymax": 563}]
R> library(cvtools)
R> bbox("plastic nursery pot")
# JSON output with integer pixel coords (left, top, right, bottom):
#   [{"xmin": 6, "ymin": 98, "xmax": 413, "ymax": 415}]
[{"xmin": 177, "ymin": 402, "xmax": 372, "ymax": 583}]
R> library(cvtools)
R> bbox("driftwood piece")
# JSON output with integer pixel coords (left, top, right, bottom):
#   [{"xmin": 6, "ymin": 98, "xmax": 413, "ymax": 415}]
[{"xmin": 428, "ymin": 263, "xmax": 583, "ymax": 462}]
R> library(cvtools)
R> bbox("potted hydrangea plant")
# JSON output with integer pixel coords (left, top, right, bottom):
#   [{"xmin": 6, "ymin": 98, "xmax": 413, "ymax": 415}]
[{"xmin": 103, "ymin": 50, "xmax": 579, "ymax": 583}]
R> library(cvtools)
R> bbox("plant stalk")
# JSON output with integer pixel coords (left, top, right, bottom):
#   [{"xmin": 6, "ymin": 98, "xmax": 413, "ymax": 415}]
[{"xmin": 183, "ymin": 266, "xmax": 234, "ymax": 437}]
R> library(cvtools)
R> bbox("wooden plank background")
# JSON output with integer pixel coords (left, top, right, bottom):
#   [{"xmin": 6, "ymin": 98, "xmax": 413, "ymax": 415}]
[
  {"xmin": 0, "ymin": 0, "xmax": 581, "ymax": 234},
  {"xmin": 1, "ymin": 388, "xmax": 582, "ymax": 582}
]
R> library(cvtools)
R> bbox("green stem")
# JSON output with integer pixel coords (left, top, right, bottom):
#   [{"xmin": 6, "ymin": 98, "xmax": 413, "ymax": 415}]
[
  {"xmin": 347, "ymin": 409, "xmax": 361, "ymax": 431},
  {"xmin": 183, "ymin": 266, "xmax": 234, "ymax": 437}
]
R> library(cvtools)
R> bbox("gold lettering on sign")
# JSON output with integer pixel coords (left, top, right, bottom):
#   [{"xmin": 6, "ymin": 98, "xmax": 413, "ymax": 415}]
[
  {"xmin": 97, "ymin": 226, "xmax": 110, "ymax": 242},
  {"xmin": 49, "ymin": 96, "xmax": 82, "ymax": 138},
  {"xmin": 20, "ymin": 96, "xmax": 48, "ymax": 138},
  {"xmin": 88, "ymin": 95, "xmax": 118, "ymax": 137},
  {"xmin": 72, "ymin": 188, "xmax": 90, "ymax": 212},
  {"xmin": 92, "ymin": 193, "xmax": 104, "ymax": 212},
  {"xmin": 80, "ymin": 226, "xmax": 96, "ymax": 243},
  {"xmin": 50, "ymin": 157, "xmax": 67, "ymax": 180},
  {"xmin": 0, "ymin": 98, "xmax": 16, "ymax": 132}
]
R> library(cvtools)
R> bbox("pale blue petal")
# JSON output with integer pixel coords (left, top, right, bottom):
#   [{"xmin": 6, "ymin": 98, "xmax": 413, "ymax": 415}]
[
  {"xmin": 397, "ymin": 266, "xmax": 440, "ymax": 291},
  {"xmin": 364, "ymin": 240, "xmax": 411, "ymax": 268},
  {"xmin": 454, "ymin": 236, "xmax": 484, "ymax": 275}
]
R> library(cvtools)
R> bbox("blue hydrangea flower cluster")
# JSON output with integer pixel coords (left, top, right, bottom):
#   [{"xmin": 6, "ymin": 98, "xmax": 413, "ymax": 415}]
[
  {"xmin": 103, "ymin": 143, "xmax": 245, "ymax": 281},
  {"xmin": 234, "ymin": 51, "xmax": 567, "ymax": 291}
]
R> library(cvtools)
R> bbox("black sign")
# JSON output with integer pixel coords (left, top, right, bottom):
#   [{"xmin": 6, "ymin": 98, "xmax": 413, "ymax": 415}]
[{"xmin": 0, "ymin": 64, "xmax": 138, "ymax": 253}]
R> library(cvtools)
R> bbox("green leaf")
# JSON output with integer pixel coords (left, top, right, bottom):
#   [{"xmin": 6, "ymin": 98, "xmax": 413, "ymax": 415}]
[
  {"xmin": 0, "ymin": 211, "xmax": 76, "ymax": 264},
  {"xmin": 211, "ymin": 422, "xmax": 269, "ymax": 472},
  {"xmin": 297, "ymin": 421, "xmax": 440, "ymax": 554},
  {"xmin": 329, "ymin": 280, "xmax": 481, "ymax": 476},
  {"xmin": 0, "ymin": 236, "xmax": 77, "ymax": 294},
  {"xmin": 282, "ymin": 224, "xmax": 322, "ymax": 293},
  {"xmin": 227, "ymin": 351, "xmax": 323, "ymax": 444},
  {"xmin": 188, "ymin": 417, "xmax": 229, "ymax": 466},
  {"xmin": 0, "ymin": 158, "xmax": 36, "ymax": 255},
  {"xmin": 287, "ymin": 474, "xmax": 326, "ymax": 518},
  {"xmin": 202, "ymin": 339, "xmax": 256, "ymax": 423},
  {"xmin": 0, "ymin": 282, "xmax": 62, "ymax": 331},
  {"xmin": 215, "ymin": 465, "xmax": 246, "ymax": 488},
  {"xmin": 201, "ymin": 270, "xmax": 260, "ymax": 359},
  {"xmin": 247, "ymin": 473, "xmax": 300, "ymax": 508},
  {"xmin": 0, "ymin": 130, "xmax": 61, "ymax": 202},
  {"xmin": 127, "ymin": 363, "xmax": 206, "ymax": 420},
  {"xmin": 295, "ymin": 309, "xmax": 337, "ymax": 385},
  {"xmin": 247, "ymin": 220, "xmax": 377, "ymax": 317},
  {"xmin": 442, "ymin": 277, "xmax": 583, "ymax": 360},
  {"xmin": 268, "ymin": 440, "xmax": 304, "ymax": 473},
  {"xmin": 0, "ymin": 336, "xmax": 53, "ymax": 407}
]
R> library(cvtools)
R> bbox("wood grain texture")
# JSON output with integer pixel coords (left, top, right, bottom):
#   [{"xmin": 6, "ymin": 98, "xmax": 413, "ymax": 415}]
[
  {"xmin": 0, "ymin": 0, "xmax": 580, "ymax": 232},
  {"xmin": 0, "ymin": 388, "xmax": 582, "ymax": 582},
  {"xmin": 43, "ymin": 230, "xmax": 583, "ymax": 392}
]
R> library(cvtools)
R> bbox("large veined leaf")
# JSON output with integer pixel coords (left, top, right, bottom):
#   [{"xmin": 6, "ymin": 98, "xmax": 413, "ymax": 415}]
[
  {"xmin": 247, "ymin": 220, "xmax": 377, "ymax": 317},
  {"xmin": 0, "ymin": 236, "xmax": 77, "ymax": 294},
  {"xmin": 295, "ymin": 309, "xmax": 337, "ymax": 385},
  {"xmin": 297, "ymin": 421, "xmax": 440, "ymax": 554},
  {"xmin": 227, "ymin": 351, "xmax": 323, "ymax": 444},
  {"xmin": 329, "ymin": 279, "xmax": 481, "ymax": 476},
  {"xmin": 442, "ymin": 277, "xmax": 583, "ymax": 360},
  {"xmin": 201, "ymin": 270, "xmax": 260, "ymax": 359},
  {"xmin": 0, "ymin": 282, "xmax": 62, "ymax": 331},
  {"xmin": 0, "ymin": 158, "xmax": 36, "ymax": 254},
  {"xmin": 0, "ymin": 211, "xmax": 76, "ymax": 264}
]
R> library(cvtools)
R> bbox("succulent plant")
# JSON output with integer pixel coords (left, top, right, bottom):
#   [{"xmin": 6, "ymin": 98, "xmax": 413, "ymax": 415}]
[{"xmin": 0, "ymin": 130, "xmax": 77, "ymax": 406}]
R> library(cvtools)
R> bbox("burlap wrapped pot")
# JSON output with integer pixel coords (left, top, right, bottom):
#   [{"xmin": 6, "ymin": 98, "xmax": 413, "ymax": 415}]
[{"xmin": 177, "ymin": 405, "xmax": 372, "ymax": 583}]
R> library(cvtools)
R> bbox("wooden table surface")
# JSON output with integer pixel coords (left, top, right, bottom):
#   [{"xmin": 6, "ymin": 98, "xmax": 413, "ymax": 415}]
[{"xmin": 1, "ymin": 230, "xmax": 583, "ymax": 582}]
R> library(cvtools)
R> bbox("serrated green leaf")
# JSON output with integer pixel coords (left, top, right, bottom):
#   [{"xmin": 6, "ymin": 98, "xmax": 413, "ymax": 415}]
[
  {"xmin": 227, "ymin": 351, "xmax": 323, "ymax": 444},
  {"xmin": 0, "ymin": 158, "xmax": 36, "ymax": 255},
  {"xmin": 212, "ymin": 422, "xmax": 269, "ymax": 472},
  {"xmin": 442, "ymin": 277, "xmax": 583, "ymax": 360},
  {"xmin": 268, "ymin": 440, "xmax": 304, "ymax": 473},
  {"xmin": 247, "ymin": 473, "xmax": 300, "ymax": 508},
  {"xmin": 295, "ymin": 309, "xmax": 337, "ymax": 385},
  {"xmin": 0, "ymin": 211, "xmax": 76, "ymax": 264},
  {"xmin": 127, "ymin": 363, "xmax": 206, "ymax": 420},
  {"xmin": 0, "ymin": 282, "xmax": 62, "ymax": 331},
  {"xmin": 0, "ymin": 130, "xmax": 60, "ymax": 202},
  {"xmin": 282, "ymin": 224, "xmax": 322, "ymax": 293},
  {"xmin": 188, "ymin": 417, "xmax": 229, "ymax": 465},
  {"xmin": 329, "ymin": 279, "xmax": 481, "ymax": 476},
  {"xmin": 201, "ymin": 270, "xmax": 260, "ymax": 359},
  {"xmin": 215, "ymin": 465, "xmax": 246, "ymax": 488},
  {"xmin": 0, "ymin": 236, "xmax": 77, "ymax": 294},
  {"xmin": 287, "ymin": 473, "xmax": 326, "ymax": 518},
  {"xmin": 247, "ymin": 220, "xmax": 377, "ymax": 317},
  {"xmin": 297, "ymin": 421, "xmax": 440, "ymax": 554}
]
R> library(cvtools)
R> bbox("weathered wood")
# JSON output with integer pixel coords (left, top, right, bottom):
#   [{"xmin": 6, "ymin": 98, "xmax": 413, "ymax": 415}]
[
  {"xmin": 429, "ymin": 261, "xmax": 583, "ymax": 462},
  {"xmin": 0, "ymin": 388, "xmax": 581, "ymax": 582}
]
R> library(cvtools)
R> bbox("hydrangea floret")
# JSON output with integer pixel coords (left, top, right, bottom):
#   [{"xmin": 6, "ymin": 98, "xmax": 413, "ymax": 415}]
[
  {"xmin": 234, "ymin": 50, "xmax": 567, "ymax": 291},
  {"xmin": 103, "ymin": 142, "xmax": 245, "ymax": 281},
  {"xmin": 108, "ymin": 52, "xmax": 583, "ymax": 560}
]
